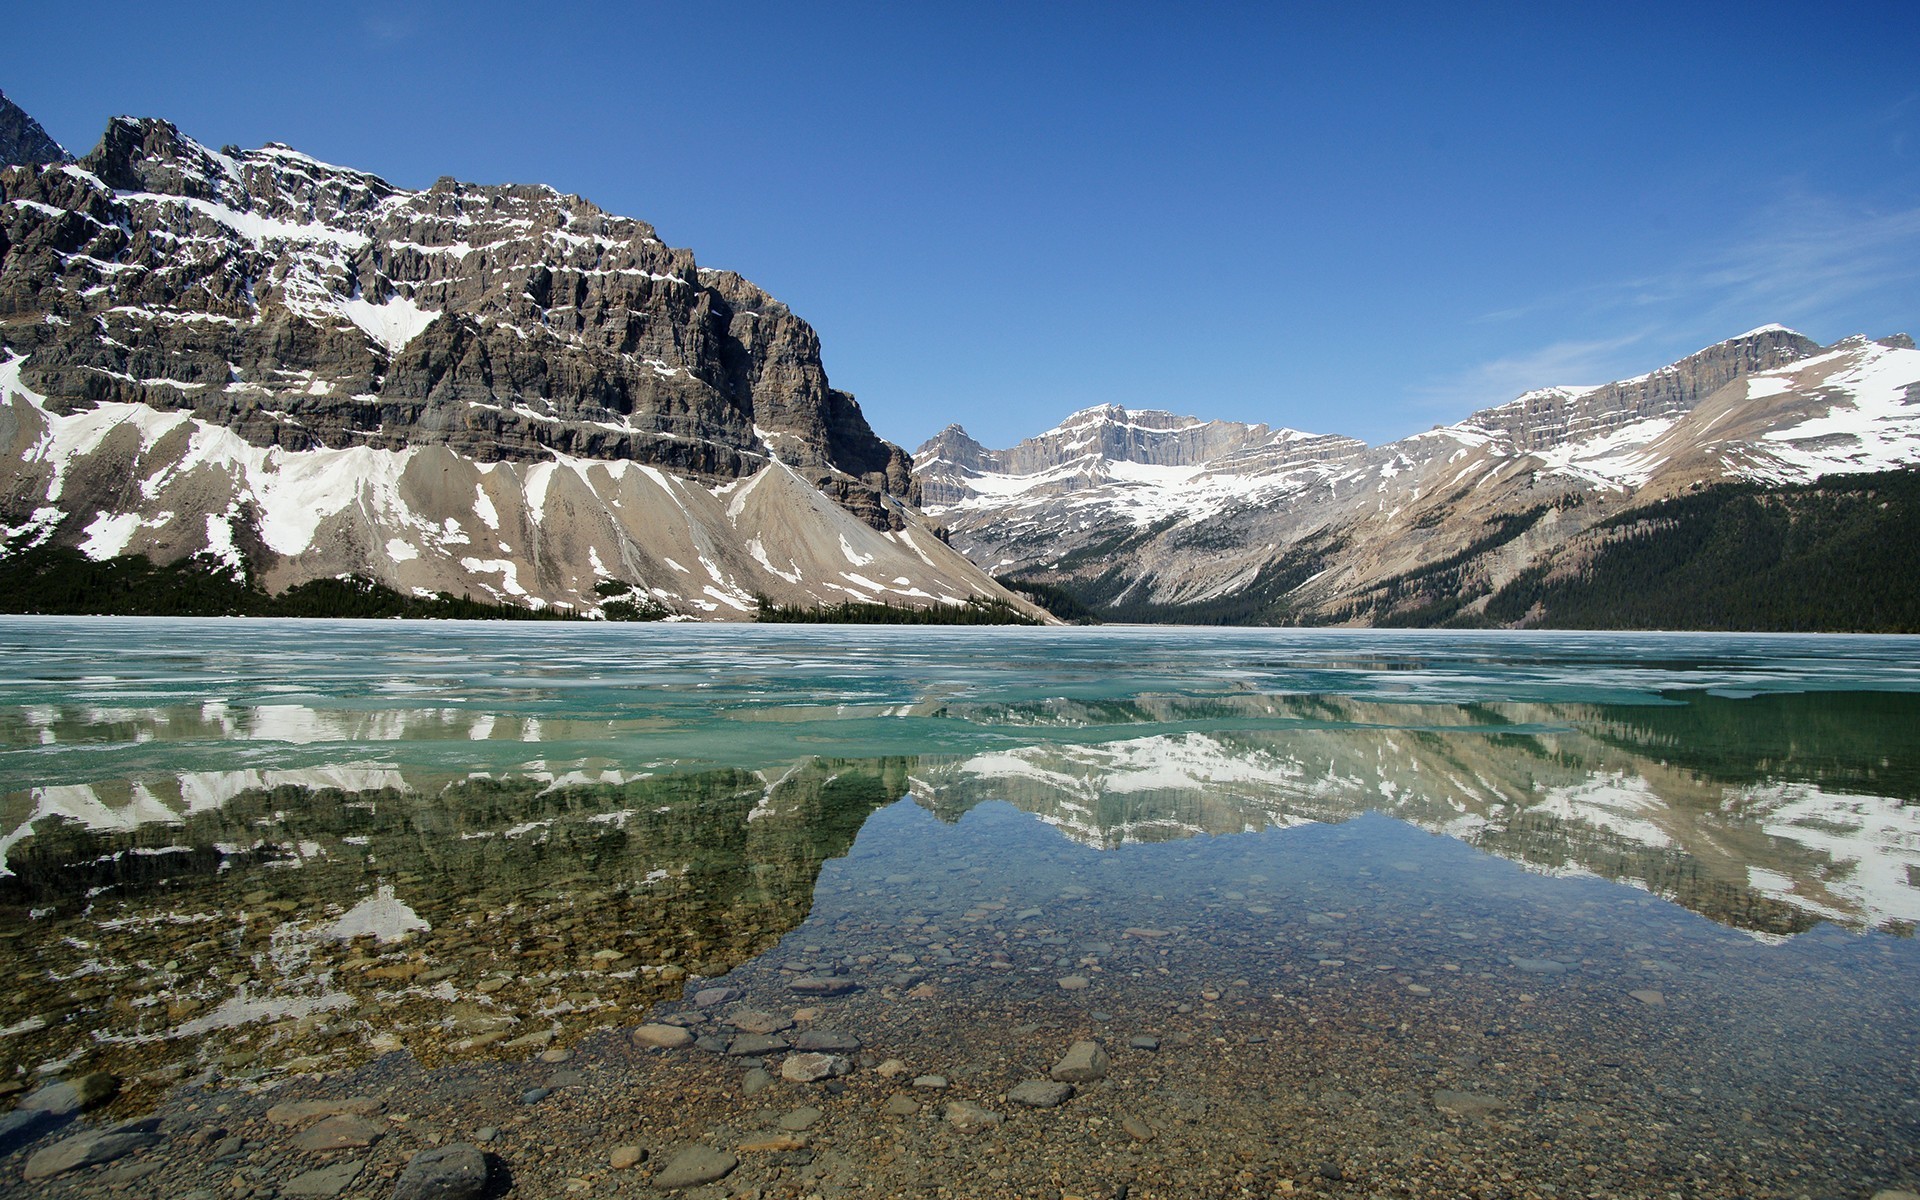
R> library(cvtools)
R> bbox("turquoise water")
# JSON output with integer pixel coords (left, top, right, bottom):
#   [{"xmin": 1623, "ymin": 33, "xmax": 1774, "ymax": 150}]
[{"xmin": 1, "ymin": 618, "xmax": 1917, "ymax": 1195}]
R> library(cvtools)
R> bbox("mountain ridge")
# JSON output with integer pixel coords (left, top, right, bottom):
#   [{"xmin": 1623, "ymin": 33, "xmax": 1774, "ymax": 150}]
[{"xmin": 921, "ymin": 325, "xmax": 1920, "ymax": 627}]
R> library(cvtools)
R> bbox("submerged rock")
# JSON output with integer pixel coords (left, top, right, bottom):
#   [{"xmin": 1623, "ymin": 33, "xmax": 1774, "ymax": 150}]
[
  {"xmin": 1050, "ymin": 1040, "xmax": 1110, "ymax": 1083},
  {"xmin": 19, "ymin": 1072, "xmax": 118, "ymax": 1116},
  {"xmin": 1005, "ymin": 1080, "xmax": 1075, "ymax": 1108},
  {"xmin": 943, "ymin": 1100, "xmax": 1003, "ymax": 1132},
  {"xmin": 1433, "ymin": 1090, "xmax": 1506, "ymax": 1118},
  {"xmin": 392, "ymin": 1144, "xmax": 490, "ymax": 1200},
  {"xmin": 23, "ymin": 1126, "xmax": 160, "ymax": 1181},
  {"xmin": 633, "ymin": 1023, "xmax": 695, "ymax": 1049},
  {"xmin": 780, "ymin": 1052, "xmax": 850, "ymax": 1083},
  {"xmin": 283, "ymin": 1159, "xmax": 364, "ymax": 1198},
  {"xmin": 654, "ymin": 1146, "xmax": 738, "ymax": 1189}
]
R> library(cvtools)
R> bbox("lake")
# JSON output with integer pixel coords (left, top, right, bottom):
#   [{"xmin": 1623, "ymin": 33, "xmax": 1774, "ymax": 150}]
[{"xmin": 2, "ymin": 618, "xmax": 1917, "ymax": 1197}]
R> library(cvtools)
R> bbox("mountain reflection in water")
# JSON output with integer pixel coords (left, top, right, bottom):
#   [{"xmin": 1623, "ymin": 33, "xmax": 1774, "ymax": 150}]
[
  {"xmin": 1, "ymin": 621, "xmax": 1916, "ymax": 1140},
  {"xmin": 3, "ymin": 684, "xmax": 1916, "ymax": 1107}
]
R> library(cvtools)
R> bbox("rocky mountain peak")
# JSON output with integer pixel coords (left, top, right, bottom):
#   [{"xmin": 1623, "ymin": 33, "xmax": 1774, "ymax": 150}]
[
  {"xmin": 0, "ymin": 91, "xmax": 66, "ymax": 166},
  {"xmin": 1, "ymin": 112, "xmax": 917, "ymax": 529},
  {"xmin": 0, "ymin": 109, "xmax": 1040, "ymax": 619}
]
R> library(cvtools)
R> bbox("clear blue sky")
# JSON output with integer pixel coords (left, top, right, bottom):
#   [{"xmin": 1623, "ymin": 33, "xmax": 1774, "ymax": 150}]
[{"xmin": 5, "ymin": 2, "xmax": 1916, "ymax": 451}]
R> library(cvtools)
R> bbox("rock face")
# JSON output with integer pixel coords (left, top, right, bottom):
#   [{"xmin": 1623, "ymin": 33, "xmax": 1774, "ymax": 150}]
[
  {"xmin": 0, "ymin": 102, "xmax": 1038, "ymax": 619},
  {"xmin": 921, "ymin": 326, "xmax": 1920, "ymax": 624},
  {"xmin": 0, "ymin": 91, "xmax": 67, "ymax": 167}
]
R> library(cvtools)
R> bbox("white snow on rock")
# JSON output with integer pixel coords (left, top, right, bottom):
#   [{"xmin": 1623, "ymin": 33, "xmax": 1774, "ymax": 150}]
[
  {"xmin": 322, "ymin": 885, "xmax": 429, "ymax": 943},
  {"xmin": 342, "ymin": 294, "xmax": 441, "ymax": 353}
]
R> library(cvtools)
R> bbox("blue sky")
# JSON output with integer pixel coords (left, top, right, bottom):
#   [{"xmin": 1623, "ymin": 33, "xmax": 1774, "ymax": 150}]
[{"xmin": 5, "ymin": 2, "xmax": 1917, "ymax": 450}]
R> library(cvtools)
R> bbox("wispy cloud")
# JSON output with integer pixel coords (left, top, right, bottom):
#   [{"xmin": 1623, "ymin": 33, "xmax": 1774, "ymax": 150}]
[
  {"xmin": 1424, "ymin": 190, "xmax": 1920, "ymax": 425},
  {"xmin": 360, "ymin": 4, "xmax": 425, "ymax": 48},
  {"xmin": 1675, "ymin": 197, "xmax": 1920, "ymax": 321},
  {"xmin": 1410, "ymin": 329, "xmax": 1656, "ymax": 419}
]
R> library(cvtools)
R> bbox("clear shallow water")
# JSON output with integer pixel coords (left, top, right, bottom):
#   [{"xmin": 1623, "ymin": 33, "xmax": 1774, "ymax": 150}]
[{"xmin": 1, "ymin": 617, "xmax": 1917, "ymax": 1197}]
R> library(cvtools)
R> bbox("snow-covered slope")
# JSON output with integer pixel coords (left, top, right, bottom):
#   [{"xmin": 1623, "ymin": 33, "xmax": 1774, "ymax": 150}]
[
  {"xmin": 0, "ymin": 354, "xmax": 1010, "ymax": 616},
  {"xmin": 921, "ymin": 327, "xmax": 1920, "ymax": 620}
]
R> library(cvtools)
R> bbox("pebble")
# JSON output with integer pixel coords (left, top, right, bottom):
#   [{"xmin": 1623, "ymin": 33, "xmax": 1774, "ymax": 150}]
[
  {"xmin": 1406, "ymin": 983, "xmax": 1432, "ymax": 996},
  {"xmin": 742, "ymin": 1067, "xmax": 775, "ymax": 1095},
  {"xmin": 1057, "ymin": 975, "xmax": 1091, "ymax": 990},
  {"xmin": 883, "ymin": 1095, "xmax": 920, "ymax": 1116},
  {"xmin": 788, "ymin": 975, "xmax": 860, "ymax": 995},
  {"xmin": 1128, "ymin": 1035, "xmax": 1160, "ymax": 1051},
  {"xmin": 633, "ymin": 1023, "xmax": 694, "ymax": 1049},
  {"xmin": 392, "ymin": 1143, "xmax": 490, "ymax": 1200},
  {"xmin": 537, "ymin": 1048, "xmax": 572, "ymax": 1063},
  {"xmin": 777, "ymin": 1106, "xmax": 823, "ymax": 1131},
  {"xmin": 693, "ymin": 986, "xmax": 740, "ymax": 1008},
  {"xmin": 1630, "ymin": 989, "xmax": 1666, "ymax": 1005},
  {"xmin": 609, "ymin": 1145, "xmax": 646, "ymax": 1169},
  {"xmin": 520, "ymin": 1087, "xmax": 552, "ymax": 1105},
  {"xmin": 912, "ymin": 1074, "xmax": 949, "ymax": 1090},
  {"xmin": 1050, "ymin": 1040, "xmax": 1110, "ymax": 1083},
  {"xmin": 653, "ymin": 1145, "xmax": 738, "ymax": 1189},
  {"xmin": 1120, "ymin": 1113, "xmax": 1155, "ymax": 1142},
  {"xmin": 875, "ymin": 1058, "xmax": 909, "ymax": 1078}
]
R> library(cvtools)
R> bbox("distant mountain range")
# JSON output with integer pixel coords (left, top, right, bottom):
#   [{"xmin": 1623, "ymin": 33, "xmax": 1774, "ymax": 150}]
[
  {"xmin": 0, "ymin": 92, "xmax": 1040, "ymax": 621},
  {"xmin": 4, "ymin": 89, "xmax": 1917, "ymax": 628},
  {"xmin": 919, "ymin": 327, "xmax": 1920, "ymax": 628}
]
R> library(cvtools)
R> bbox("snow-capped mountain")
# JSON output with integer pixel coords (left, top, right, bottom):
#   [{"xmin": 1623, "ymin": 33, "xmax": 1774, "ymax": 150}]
[
  {"xmin": 0, "ymin": 107, "xmax": 1038, "ymax": 618},
  {"xmin": 920, "ymin": 326, "xmax": 1920, "ymax": 624}
]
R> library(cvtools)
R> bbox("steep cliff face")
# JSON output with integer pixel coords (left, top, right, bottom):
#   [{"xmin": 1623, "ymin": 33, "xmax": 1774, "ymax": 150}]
[
  {"xmin": 0, "ymin": 91, "xmax": 66, "ymax": 167},
  {"xmin": 2, "ymin": 117, "xmax": 911, "ymax": 506},
  {"xmin": 924, "ymin": 327, "xmax": 1920, "ymax": 624},
  {"xmin": 0, "ymin": 108, "xmax": 1029, "ymax": 618}
]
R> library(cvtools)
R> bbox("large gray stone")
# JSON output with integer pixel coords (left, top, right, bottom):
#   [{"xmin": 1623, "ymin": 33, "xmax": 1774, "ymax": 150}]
[
  {"xmin": 633, "ymin": 1023, "xmax": 695, "ymax": 1049},
  {"xmin": 22, "ymin": 1129, "xmax": 159, "ymax": 1181},
  {"xmin": 392, "ymin": 1143, "xmax": 489, "ymax": 1200},
  {"xmin": 792, "ymin": 1029, "xmax": 861, "ymax": 1053},
  {"xmin": 943, "ymin": 1100, "xmax": 1003, "ymax": 1132},
  {"xmin": 283, "ymin": 1158, "xmax": 365, "ymax": 1198},
  {"xmin": 654, "ymin": 1146, "xmax": 737, "ymax": 1189},
  {"xmin": 0, "ymin": 1108, "xmax": 57, "ymax": 1155},
  {"xmin": 1050, "ymin": 1040, "xmax": 1110, "ymax": 1083},
  {"xmin": 1433, "ymin": 1090, "xmax": 1506, "ymax": 1118},
  {"xmin": 780, "ymin": 1052, "xmax": 850, "ymax": 1083},
  {"xmin": 291, "ymin": 1114, "xmax": 386, "ymax": 1152},
  {"xmin": 1006, "ymin": 1080, "xmax": 1075, "ymax": 1108},
  {"xmin": 19, "ymin": 1072, "xmax": 118, "ymax": 1116},
  {"xmin": 727, "ymin": 1032, "xmax": 790, "ymax": 1056}
]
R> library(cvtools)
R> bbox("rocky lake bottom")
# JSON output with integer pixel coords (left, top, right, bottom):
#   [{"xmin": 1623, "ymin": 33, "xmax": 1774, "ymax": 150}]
[{"xmin": 2, "ymin": 621, "xmax": 1917, "ymax": 1199}]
